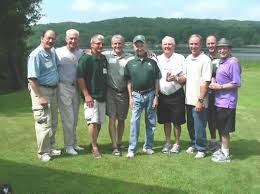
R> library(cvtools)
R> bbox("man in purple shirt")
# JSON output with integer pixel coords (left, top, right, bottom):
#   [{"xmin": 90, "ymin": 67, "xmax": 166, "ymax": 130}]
[{"xmin": 209, "ymin": 38, "xmax": 241, "ymax": 162}]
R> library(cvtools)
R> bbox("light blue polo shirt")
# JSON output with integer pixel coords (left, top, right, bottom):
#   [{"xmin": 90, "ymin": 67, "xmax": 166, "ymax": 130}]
[{"xmin": 27, "ymin": 45, "xmax": 59, "ymax": 86}]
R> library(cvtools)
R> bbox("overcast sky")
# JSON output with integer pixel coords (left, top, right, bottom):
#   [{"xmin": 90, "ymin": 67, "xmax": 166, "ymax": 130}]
[{"xmin": 38, "ymin": 0, "xmax": 260, "ymax": 23}]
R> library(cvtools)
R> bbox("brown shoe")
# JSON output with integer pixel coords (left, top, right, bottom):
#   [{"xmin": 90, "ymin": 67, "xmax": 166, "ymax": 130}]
[{"xmin": 92, "ymin": 149, "xmax": 101, "ymax": 159}]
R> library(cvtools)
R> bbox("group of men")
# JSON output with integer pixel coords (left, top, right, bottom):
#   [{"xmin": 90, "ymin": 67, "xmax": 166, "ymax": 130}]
[{"xmin": 27, "ymin": 29, "xmax": 241, "ymax": 163}]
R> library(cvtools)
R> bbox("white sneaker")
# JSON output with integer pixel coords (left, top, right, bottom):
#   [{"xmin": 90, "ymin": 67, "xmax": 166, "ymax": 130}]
[
  {"xmin": 50, "ymin": 149, "xmax": 61, "ymax": 156},
  {"xmin": 74, "ymin": 145, "xmax": 84, "ymax": 151},
  {"xmin": 126, "ymin": 151, "xmax": 135, "ymax": 158},
  {"xmin": 39, "ymin": 153, "xmax": 51, "ymax": 162},
  {"xmin": 143, "ymin": 148, "xmax": 154, "ymax": 155},
  {"xmin": 195, "ymin": 151, "xmax": 206, "ymax": 159},
  {"xmin": 161, "ymin": 143, "xmax": 171, "ymax": 153},
  {"xmin": 65, "ymin": 147, "xmax": 78, "ymax": 155},
  {"xmin": 170, "ymin": 144, "xmax": 180, "ymax": 153},
  {"xmin": 186, "ymin": 146, "xmax": 195, "ymax": 154}
]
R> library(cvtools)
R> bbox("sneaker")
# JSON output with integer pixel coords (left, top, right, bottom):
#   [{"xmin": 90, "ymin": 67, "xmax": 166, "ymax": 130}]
[
  {"xmin": 39, "ymin": 153, "xmax": 51, "ymax": 162},
  {"xmin": 170, "ymin": 144, "xmax": 180, "ymax": 153},
  {"xmin": 65, "ymin": 147, "xmax": 78, "ymax": 155},
  {"xmin": 143, "ymin": 148, "xmax": 154, "ymax": 155},
  {"xmin": 92, "ymin": 149, "xmax": 102, "ymax": 159},
  {"xmin": 208, "ymin": 141, "xmax": 220, "ymax": 152},
  {"xmin": 74, "ymin": 145, "xmax": 84, "ymax": 151},
  {"xmin": 211, "ymin": 151, "xmax": 231, "ymax": 163},
  {"xmin": 195, "ymin": 151, "xmax": 206, "ymax": 159},
  {"xmin": 212, "ymin": 149, "xmax": 222, "ymax": 158},
  {"xmin": 186, "ymin": 146, "xmax": 195, "ymax": 154},
  {"xmin": 161, "ymin": 143, "xmax": 171, "ymax": 153},
  {"xmin": 126, "ymin": 151, "xmax": 134, "ymax": 158},
  {"xmin": 112, "ymin": 148, "xmax": 121, "ymax": 156},
  {"xmin": 50, "ymin": 149, "xmax": 61, "ymax": 156}
]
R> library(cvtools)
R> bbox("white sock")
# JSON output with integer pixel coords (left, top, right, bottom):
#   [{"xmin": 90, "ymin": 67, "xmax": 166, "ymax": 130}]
[{"xmin": 221, "ymin": 144, "xmax": 229, "ymax": 157}]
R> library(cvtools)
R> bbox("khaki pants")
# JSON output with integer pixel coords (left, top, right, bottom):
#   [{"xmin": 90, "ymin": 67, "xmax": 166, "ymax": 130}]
[
  {"xmin": 30, "ymin": 86, "xmax": 58, "ymax": 155},
  {"xmin": 57, "ymin": 82, "xmax": 80, "ymax": 148}
]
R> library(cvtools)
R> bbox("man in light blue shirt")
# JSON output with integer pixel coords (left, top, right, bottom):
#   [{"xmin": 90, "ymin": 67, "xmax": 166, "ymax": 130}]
[{"xmin": 27, "ymin": 30, "xmax": 60, "ymax": 162}]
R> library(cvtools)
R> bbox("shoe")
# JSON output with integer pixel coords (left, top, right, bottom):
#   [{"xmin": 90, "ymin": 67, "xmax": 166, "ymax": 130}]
[
  {"xmin": 161, "ymin": 143, "xmax": 171, "ymax": 153},
  {"xmin": 39, "ymin": 153, "xmax": 52, "ymax": 162},
  {"xmin": 143, "ymin": 148, "xmax": 154, "ymax": 155},
  {"xmin": 126, "ymin": 151, "xmax": 134, "ymax": 158},
  {"xmin": 186, "ymin": 146, "xmax": 195, "ymax": 154},
  {"xmin": 92, "ymin": 149, "xmax": 101, "ymax": 159},
  {"xmin": 208, "ymin": 141, "xmax": 220, "ymax": 152},
  {"xmin": 212, "ymin": 149, "xmax": 222, "ymax": 157},
  {"xmin": 65, "ymin": 147, "xmax": 78, "ymax": 155},
  {"xmin": 50, "ymin": 149, "xmax": 61, "ymax": 156},
  {"xmin": 170, "ymin": 144, "xmax": 180, "ymax": 153},
  {"xmin": 112, "ymin": 148, "xmax": 121, "ymax": 156},
  {"xmin": 211, "ymin": 151, "xmax": 231, "ymax": 163},
  {"xmin": 195, "ymin": 151, "xmax": 206, "ymax": 159},
  {"xmin": 74, "ymin": 145, "xmax": 84, "ymax": 151}
]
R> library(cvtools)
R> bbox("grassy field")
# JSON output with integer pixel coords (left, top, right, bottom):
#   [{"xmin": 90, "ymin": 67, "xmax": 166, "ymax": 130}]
[{"xmin": 0, "ymin": 62, "xmax": 260, "ymax": 194}]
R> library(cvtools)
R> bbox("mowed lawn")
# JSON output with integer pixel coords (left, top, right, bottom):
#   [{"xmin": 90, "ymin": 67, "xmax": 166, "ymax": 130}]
[{"xmin": 0, "ymin": 65, "xmax": 260, "ymax": 194}]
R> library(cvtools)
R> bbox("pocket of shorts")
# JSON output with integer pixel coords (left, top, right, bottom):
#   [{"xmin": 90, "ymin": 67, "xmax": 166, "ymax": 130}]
[
  {"xmin": 33, "ymin": 108, "xmax": 47, "ymax": 124},
  {"xmin": 84, "ymin": 103, "xmax": 94, "ymax": 121}
]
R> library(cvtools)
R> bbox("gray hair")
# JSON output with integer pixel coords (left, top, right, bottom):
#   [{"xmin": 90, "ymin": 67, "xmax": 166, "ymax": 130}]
[
  {"xmin": 188, "ymin": 34, "xmax": 202, "ymax": 42},
  {"xmin": 111, "ymin": 34, "xmax": 125, "ymax": 43},
  {"xmin": 90, "ymin": 34, "xmax": 104, "ymax": 43},
  {"xmin": 162, "ymin": 36, "xmax": 175, "ymax": 44},
  {"xmin": 66, "ymin": 29, "xmax": 79, "ymax": 37}
]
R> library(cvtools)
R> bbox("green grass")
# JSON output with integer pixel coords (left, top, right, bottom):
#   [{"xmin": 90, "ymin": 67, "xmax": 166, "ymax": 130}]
[{"xmin": 1, "ymin": 63, "xmax": 260, "ymax": 194}]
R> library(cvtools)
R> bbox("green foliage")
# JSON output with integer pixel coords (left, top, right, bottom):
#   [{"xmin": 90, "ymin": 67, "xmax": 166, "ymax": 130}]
[
  {"xmin": 0, "ymin": 65, "xmax": 260, "ymax": 193},
  {"xmin": 29, "ymin": 17, "xmax": 260, "ymax": 48}
]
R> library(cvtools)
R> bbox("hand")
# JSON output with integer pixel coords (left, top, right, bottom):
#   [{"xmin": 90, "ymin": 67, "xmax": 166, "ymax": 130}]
[
  {"xmin": 152, "ymin": 96, "xmax": 158, "ymax": 109},
  {"xmin": 195, "ymin": 101, "xmax": 202, "ymax": 112},
  {"xmin": 38, "ymin": 96, "xmax": 48, "ymax": 109},
  {"xmin": 85, "ymin": 95, "xmax": 94, "ymax": 108},
  {"xmin": 209, "ymin": 83, "xmax": 222, "ymax": 90}
]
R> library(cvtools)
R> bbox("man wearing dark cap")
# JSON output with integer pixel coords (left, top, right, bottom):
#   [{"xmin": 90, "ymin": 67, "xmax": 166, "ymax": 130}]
[
  {"xmin": 209, "ymin": 38, "xmax": 241, "ymax": 162},
  {"xmin": 125, "ymin": 35, "xmax": 161, "ymax": 158}
]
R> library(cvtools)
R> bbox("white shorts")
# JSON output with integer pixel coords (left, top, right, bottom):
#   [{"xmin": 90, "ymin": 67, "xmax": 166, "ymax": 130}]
[{"xmin": 84, "ymin": 100, "xmax": 106, "ymax": 124}]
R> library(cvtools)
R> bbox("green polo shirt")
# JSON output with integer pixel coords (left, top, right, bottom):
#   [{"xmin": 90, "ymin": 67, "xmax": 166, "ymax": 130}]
[
  {"xmin": 77, "ymin": 53, "xmax": 108, "ymax": 102},
  {"xmin": 125, "ymin": 54, "xmax": 161, "ymax": 91}
]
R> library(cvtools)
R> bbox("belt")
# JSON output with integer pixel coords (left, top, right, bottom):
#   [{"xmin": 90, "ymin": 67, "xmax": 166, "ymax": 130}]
[
  {"xmin": 134, "ymin": 88, "xmax": 154, "ymax": 95},
  {"xmin": 40, "ymin": 84, "xmax": 57, "ymax": 89},
  {"xmin": 60, "ymin": 80, "xmax": 76, "ymax": 86}
]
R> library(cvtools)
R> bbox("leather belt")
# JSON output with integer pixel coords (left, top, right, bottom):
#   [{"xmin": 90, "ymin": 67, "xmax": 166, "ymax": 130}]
[
  {"xmin": 40, "ymin": 84, "xmax": 57, "ymax": 89},
  {"xmin": 134, "ymin": 88, "xmax": 154, "ymax": 95}
]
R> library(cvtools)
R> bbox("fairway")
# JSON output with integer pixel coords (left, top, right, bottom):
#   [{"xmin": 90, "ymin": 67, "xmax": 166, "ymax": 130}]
[{"xmin": 0, "ymin": 66, "xmax": 260, "ymax": 194}]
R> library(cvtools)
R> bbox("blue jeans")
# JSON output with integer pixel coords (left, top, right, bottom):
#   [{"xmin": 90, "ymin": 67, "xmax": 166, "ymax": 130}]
[
  {"xmin": 128, "ymin": 90, "xmax": 156, "ymax": 152},
  {"xmin": 186, "ymin": 105, "xmax": 207, "ymax": 151}
]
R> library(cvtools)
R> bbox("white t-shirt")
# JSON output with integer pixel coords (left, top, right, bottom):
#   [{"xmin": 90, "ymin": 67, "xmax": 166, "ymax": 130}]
[
  {"xmin": 56, "ymin": 46, "xmax": 83, "ymax": 82},
  {"xmin": 185, "ymin": 52, "xmax": 212, "ymax": 107},
  {"xmin": 157, "ymin": 52, "xmax": 185, "ymax": 95}
]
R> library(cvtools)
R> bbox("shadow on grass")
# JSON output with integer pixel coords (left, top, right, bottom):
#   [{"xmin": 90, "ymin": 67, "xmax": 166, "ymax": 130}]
[
  {"xmin": 231, "ymin": 139, "xmax": 260, "ymax": 160},
  {"xmin": 0, "ymin": 159, "xmax": 187, "ymax": 194}
]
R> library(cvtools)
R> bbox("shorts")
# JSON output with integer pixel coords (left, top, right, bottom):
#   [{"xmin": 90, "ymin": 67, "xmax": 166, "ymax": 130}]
[
  {"xmin": 106, "ymin": 87, "xmax": 129, "ymax": 120},
  {"xmin": 84, "ymin": 100, "xmax": 106, "ymax": 124},
  {"xmin": 216, "ymin": 107, "xmax": 236, "ymax": 134},
  {"xmin": 157, "ymin": 88, "xmax": 186, "ymax": 125}
]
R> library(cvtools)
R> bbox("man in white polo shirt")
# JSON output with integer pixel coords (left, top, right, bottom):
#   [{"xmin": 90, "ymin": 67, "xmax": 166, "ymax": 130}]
[
  {"xmin": 56, "ymin": 29, "xmax": 84, "ymax": 155},
  {"xmin": 185, "ymin": 34, "xmax": 212, "ymax": 158},
  {"xmin": 157, "ymin": 36, "xmax": 186, "ymax": 154}
]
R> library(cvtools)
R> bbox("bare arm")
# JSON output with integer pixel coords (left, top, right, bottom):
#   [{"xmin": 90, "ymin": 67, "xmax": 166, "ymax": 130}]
[
  {"xmin": 127, "ymin": 80, "xmax": 134, "ymax": 109},
  {"xmin": 152, "ymin": 79, "xmax": 159, "ymax": 109},
  {"xmin": 195, "ymin": 81, "xmax": 210, "ymax": 112},
  {"xmin": 28, "ymin": 78, "xmax": 48, "ymax": 108},
  {"xmin": 209, "ymin": 82, "xmax": 238, "ymax": 90},
  {"xmin": 77, "ymin": 78, "xmax": 93, "ymax": 107}
]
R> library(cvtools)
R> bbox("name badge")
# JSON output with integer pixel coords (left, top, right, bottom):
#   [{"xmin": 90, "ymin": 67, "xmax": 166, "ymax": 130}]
[
  {"xmin": 109, "ymin": 58, "xmax": 117, "ymax": 63},
  {"xmin": 103, "ymin": 68, "xmax": 107, "ymax": 74}
]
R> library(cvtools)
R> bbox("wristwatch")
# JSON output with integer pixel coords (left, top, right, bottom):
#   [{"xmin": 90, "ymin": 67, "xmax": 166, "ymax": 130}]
[{"xmin": 198, "ymin": 98, "xmax": 204, "ymax": 103}]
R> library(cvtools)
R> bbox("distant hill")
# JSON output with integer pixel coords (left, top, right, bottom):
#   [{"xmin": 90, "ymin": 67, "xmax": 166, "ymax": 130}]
[{"xmin": 27, "ymin": 17, "xmax": 260, "ymax": 49}]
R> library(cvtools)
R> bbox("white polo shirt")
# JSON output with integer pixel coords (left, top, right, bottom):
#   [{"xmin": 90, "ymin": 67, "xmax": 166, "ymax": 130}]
[
  {"xmin": 185, "ymin": 52, "xmax": 212, "ymax": 107},
  {"xmin": 157, "ymin": 52, "xmax": 185, "ymax": 95}
]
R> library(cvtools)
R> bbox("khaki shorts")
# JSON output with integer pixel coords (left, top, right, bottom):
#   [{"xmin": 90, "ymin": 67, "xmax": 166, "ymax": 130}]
[
  {"xmin": 106, "ymin": 87, "xmax": 129, "ymax": 120},
  {"xmin": 84, "ymin": 100, "xmax": 106, "ymax": 124}
]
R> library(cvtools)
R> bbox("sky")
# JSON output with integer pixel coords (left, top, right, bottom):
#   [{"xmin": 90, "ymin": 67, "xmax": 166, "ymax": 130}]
[{"xmin": 38, "ymin": 0, "xmax": 260, "ymax": 24}]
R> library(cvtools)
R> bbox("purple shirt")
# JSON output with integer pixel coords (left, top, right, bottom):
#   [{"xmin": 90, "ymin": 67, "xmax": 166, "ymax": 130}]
[{"xmin": 215, "ymin": 56, "xmax": 241, "ymax": 109}]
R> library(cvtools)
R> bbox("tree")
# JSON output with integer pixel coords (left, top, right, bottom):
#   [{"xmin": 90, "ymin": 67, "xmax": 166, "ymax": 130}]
[{"xmin": 0, "ymin": 0, "xmax": 42, "ymax": 91}]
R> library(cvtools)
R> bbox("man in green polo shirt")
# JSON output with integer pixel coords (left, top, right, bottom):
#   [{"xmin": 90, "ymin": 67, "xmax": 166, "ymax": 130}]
[
  {"xmin": 125, "ymin": 35, "xmax": 161, "ymax": 158},
  {"xmin": 77, "ymin": 34, "xmax": 108, "ymax": 159}
]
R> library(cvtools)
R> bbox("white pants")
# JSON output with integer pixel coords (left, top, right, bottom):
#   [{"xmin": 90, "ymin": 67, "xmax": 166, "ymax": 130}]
[{"xmin": 57, "ymin": 82, "xmax": 80, "ymax": 148}]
